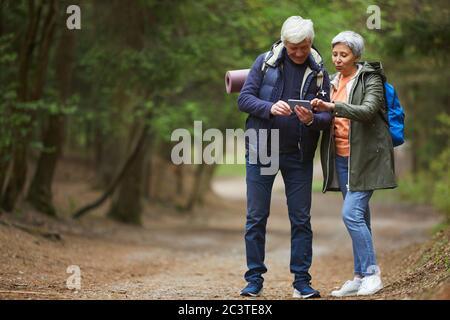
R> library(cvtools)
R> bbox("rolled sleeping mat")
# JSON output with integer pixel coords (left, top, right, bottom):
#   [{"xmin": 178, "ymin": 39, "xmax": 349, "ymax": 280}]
[{"xmin": 225, "ymin": 69, "xmax": 250, "ymax": 93}]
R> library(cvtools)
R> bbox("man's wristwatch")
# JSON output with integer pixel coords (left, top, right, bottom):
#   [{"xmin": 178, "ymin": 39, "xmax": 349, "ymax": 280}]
[{"xmin": 305, "ymin": 116, "xmax": 314, "ymax": 126}]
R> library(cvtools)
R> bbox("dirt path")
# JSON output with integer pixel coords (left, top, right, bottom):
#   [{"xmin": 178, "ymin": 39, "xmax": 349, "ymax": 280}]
[{"xmin": 0, "ymin": 175, "xmax": 443, "ymax": 299}]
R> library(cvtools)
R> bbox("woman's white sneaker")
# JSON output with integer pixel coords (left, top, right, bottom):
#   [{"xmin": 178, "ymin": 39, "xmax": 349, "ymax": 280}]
[
  {"xmin": 331, "ymin": 279, "xmax": 362, "ymax": 297},
  {"xmin": 357, "ymin": 274, "xmax": 383, "ymax": 296}
]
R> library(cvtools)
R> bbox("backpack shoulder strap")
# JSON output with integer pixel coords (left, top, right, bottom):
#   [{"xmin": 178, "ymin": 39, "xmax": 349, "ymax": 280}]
[
  {"xmin": 261, "ymin": 51, "xmax": 271, "ymax": 74},
  {"xmin": 310, "ymin": 47, "xmax": 324, "ymax": 90},
  {"xmin": 261, "ymin": 40, "xmax": 284, "ymax": 74},
  {"xmin": 379, "ymin": 80, "xmax": 390, "ymax": 124},
  {"xmin": 316, "ymin": 69, "xmax": 324, "ymax": 90}
]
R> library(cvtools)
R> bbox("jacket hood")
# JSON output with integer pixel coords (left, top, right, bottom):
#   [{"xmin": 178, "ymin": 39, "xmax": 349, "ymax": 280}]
[{"xmin": 360, "ymin": 61, "xmax": 386, "ymax": 81}]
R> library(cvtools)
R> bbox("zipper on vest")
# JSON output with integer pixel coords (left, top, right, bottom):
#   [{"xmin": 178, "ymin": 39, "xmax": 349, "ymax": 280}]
[
  {"xmin": 300, "ymin": 67, "xmax": 313, "ymax": 99},
  {"xmin": 324, "ymin": 120, "xmax": 334, "ymax": 192},
  {"xmin": 346, "ymin": 76, "xmax": 360, "ymax": 192},
  {"xmin": 347, "ymin": 123, "xmax": 352, "ymax": 192}
]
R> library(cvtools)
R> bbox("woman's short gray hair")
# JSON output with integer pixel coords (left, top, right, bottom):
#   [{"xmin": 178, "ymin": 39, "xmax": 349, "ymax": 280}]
[
  {"xmin": 281, "ymin": 16, "xmax": 315, "ymax": 44},
  {"xmin": 331, "ymin": 31, "xmax": 365, "ymax": 58}
]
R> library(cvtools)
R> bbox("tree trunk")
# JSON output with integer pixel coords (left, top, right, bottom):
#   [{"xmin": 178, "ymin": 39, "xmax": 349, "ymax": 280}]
[
  {"xmin": 72, "ymin": 0, "xmax": 153, "ymax": 221},
  {"xmin": 175, "ymin": 164, "xmax": 184, "ymax": 195},
  {"xmin": 26, "ymin": 115, "xmax": 65, "ymax": 216},
  {"xmin": 0, "ymin": 158, "xmax": 10, "ymax": 199},
  {"xmin": 197, "ymin": 164, "xmax": 217, "ymax": 206},
  {"xmin": 183, "ymin": 164, "xmax": 206, "ymax": 211},
  {"xmin": 1, "ymin": 0, "xmax": 40, "ymax": 211},
  {"xmin": 0, "ymin": 0, "xmax": 3, "ymax": 37},
  {"xmin": 17, "ymin": 0, "xmax": 43, "ymax": 102},
  {"xmin": 26, "ymin": 17, "xmax": 75, "ymax": 216},
  {"xmin": 72, "ymin": 124, "xmax": 150, "ymax": 220},
  {"xmin": 1, "ymin": 144, "xmax": 28, "ymax": 212},
  {"xmin": 142, "ymin": 143, "xmax": 153, "ymax": 200},
  {"xmin": 1, "ymin": 0, "xmax": 56, "ymax": 212},
  {"xmin": 107, "ymin": 125, "xmax": 149, "ymax": 225},
  {"xmin": 30, "ymin": 0, "xmax": 57, "ymax": 100}
]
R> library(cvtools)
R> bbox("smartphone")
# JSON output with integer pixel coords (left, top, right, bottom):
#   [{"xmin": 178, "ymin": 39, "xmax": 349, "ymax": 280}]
[{"xmin": 288, "ymin": 99, "xmax": 312, "ymax": 112}]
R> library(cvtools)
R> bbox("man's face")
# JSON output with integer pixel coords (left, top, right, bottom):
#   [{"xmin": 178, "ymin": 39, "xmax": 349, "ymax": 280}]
[{"xmin": 285, "ymin": 38, "xmax": 312, "ymax": 64}]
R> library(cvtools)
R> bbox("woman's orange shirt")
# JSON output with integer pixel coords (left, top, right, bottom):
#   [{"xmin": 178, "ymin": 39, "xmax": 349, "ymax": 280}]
[{"xmin": 332, "ymin": 74, "xmax": 354, "ymax": 157}]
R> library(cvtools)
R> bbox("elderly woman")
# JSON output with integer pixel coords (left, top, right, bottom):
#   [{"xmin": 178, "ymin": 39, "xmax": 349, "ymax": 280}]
[{"xmin": 311, "ymin": 31, "xmax": 397, "ymax": 297}]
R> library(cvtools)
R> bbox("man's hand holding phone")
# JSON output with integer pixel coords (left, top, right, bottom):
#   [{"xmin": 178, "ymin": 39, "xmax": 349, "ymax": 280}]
[
  {"xmin": 287, "ymin": 99, "xmax": 311, "ymax": 111},
  {"xmin": 270, "ymin": 99, "xmax": 314, "ymax": 125},
  {"xmin": 270, "ymin": 100, "xmax": 292, "ymax": 116},
  {"xmin": 289, "ymin": 99, "xmax": 314, "ymax": 125}
]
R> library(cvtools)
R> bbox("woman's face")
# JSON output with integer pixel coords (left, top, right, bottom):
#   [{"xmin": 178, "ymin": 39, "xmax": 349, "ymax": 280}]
[{"xmin": 332, "ymin": 43, "xmax": 358, "ymax": 74}]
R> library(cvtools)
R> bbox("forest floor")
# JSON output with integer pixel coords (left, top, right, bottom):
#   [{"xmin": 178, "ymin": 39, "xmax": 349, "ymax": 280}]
[{"xmin": 0, "ymin": 161, "xmax": 449, "ymax": 300}]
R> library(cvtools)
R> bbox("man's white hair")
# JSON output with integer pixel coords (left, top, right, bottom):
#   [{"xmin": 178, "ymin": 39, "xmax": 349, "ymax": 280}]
[
  {"xmin": 331, "ymin": 31, "xmax": 365, "ymax": 58},
  {"xmin": 280, "ymin": 16, "xmax": 315, "ymax": 44}
]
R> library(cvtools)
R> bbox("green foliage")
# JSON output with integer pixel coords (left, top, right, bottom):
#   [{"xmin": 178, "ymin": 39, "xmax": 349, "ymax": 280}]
[
  {"xmin": 1, "ymin": 0, "xmax": 449, "ymax": 217},
  {"xmin": 371, "ymin": 0, "xmax": 450, "ymax": 220},
  {"xmin": 398, "ymin": 172, "xmax": 433, "ymax": 205},
  {"xmin": 430, "ymin": 115, "xmax": 450, "ymax": 220},
  {"xmin": 399, "ymin": 114, "xmax": 450, "ymax": 221},
  {"xmin": 216, "ymin": 164, "xmax": 246, "ymax": 178},
  {"xmin": 0, "ymin": 33, "xmax": 18, "ymax": 166},
  {"xmin": 380, "ymin": 0, "xmax": 450, "ymax": 172}
]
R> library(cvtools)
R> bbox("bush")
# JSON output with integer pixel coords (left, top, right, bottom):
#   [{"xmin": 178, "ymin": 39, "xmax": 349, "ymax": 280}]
[
  {"xmin": 398, "ymin": 172, "xmax": 433, "ymax": 205},
  {"xmin": 430, "ymin": 114, "xmax": 450, "ymax": 222},
  {"xmin": 431, "ymin": 149, "xmax": 450, "ymax": 222},
  {"xmin": 399, "ymin": 113, "xmax": 450, "ymax": 222}
]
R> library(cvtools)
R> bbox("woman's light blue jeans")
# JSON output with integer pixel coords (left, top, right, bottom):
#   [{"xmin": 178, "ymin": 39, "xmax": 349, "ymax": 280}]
[{"xmin": 335, "ymin": 155, "xmax": 378, "ymax": 277}]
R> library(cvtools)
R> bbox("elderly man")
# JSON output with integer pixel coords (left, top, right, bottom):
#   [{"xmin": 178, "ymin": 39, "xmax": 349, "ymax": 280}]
[{"xmin": 237, "ymin": 16, "xmax": 332, "ymax": 298}]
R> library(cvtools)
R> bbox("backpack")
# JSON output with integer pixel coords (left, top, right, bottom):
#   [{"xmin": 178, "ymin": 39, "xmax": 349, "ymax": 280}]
[{"xmin": 383, "ymin": 82, "xmax": 405, "ymax": 147}]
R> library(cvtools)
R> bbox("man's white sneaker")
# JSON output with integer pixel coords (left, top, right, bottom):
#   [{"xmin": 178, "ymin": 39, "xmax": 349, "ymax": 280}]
[
  {"xmin": 357, "ymin": 274, "xmax": 383, "ymax": 296},
  {"xmin": 331, "ymin": 279, "xmax": 362, "ymax": 297}
]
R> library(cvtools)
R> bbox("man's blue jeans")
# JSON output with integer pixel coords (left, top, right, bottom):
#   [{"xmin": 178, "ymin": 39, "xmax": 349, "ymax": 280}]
[
  {"xmin": 335, "ymin": 155, "xmax": 378, "ymax": 276},
  {"xmin": 244, "ymin": 151, "xmax": 313, "ymax": 287}
]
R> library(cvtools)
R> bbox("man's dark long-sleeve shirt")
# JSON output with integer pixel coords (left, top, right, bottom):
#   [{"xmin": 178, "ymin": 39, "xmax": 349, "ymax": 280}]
[{"xmin": 272, "ymin": 51, "xmax": 307, "ymax": 153}]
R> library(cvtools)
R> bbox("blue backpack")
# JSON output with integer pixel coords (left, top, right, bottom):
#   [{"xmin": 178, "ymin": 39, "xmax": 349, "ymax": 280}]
[{"xmin": 383, "ymin": 82, "xmax": 405, "ymax": 147}]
